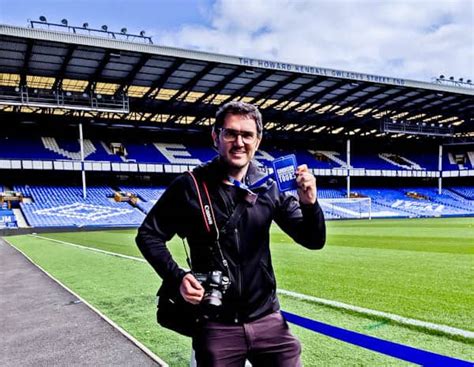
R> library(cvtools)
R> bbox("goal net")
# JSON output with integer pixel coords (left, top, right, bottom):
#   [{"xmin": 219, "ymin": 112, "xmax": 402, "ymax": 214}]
[{"xmin": 319, "ymin": 197, "xmax": 372, "ymax": 220}]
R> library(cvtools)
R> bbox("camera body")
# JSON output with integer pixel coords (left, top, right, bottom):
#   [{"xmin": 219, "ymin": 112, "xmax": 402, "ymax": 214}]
[{"xmin": 194, "ymin": 270, "xmax": 231, "ymax": 312}]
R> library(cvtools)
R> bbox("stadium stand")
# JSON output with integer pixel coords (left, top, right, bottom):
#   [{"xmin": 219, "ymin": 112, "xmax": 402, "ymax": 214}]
[
  {"xmin": 317, "ymin": 189, "xmax": 346, "ymax": 199},
  {"xmin": 0, "ymin": 137, "xmax": 122, "ymax": 162},
  {"xmin": 348, "ymin": 187, "xmax": 474, "ymax": 218},
  {"xmin": 1, "ymin": 135, "xmax": 473, "ymax": 226},
  {"xmin": 444, "ymin": 151, "xmax": 474, "ymax": 170},
  {"xmin": 14, "ymin": 185, "xmax": 145, "ymax": 228},
  {"xmin": 4, "ymin": 184, "xmax": 470, "ymax": 226},
  {"xmin": 0, "ymin": 23, "xmax": 472, "ymax": 230},
  {"xmin": 1, "ymin": 136, "xmax": 473, "ymax": 226},
  {"xmin": 351, "ymin": 151, "xmax": 440, "ymax": 171},
  {"xmin": 400, "ymin": 187, "xmax": 474, "ymax": 214},
  {"xmin": 2, "ymin": 137, "xmax": 470, "ymax": 173}
]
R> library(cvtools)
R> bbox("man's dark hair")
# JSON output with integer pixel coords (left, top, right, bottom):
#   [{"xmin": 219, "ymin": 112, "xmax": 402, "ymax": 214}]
[{"xmin": 214, "ymin": 101, "xmax": 263, "ymax": 137}]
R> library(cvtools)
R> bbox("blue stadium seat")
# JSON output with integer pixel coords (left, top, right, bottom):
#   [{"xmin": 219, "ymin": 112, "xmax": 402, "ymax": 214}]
[
  {"xmin": 2, "ymin": 138, "xmax": 471, "ymax": 175},
  {"xmin": 10, "ymin": 183, "xmax": 474, "ymax": 227},
  {"xmin": 16, "ymin": 185, "xmax": 145, "ymax": 228},
  {"xmin": 450, "ymin": 186, "xmax": 474, "ymax": 200}
]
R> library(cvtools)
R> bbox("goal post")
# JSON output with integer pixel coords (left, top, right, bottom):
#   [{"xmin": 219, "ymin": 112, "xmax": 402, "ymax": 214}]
[{"xmin": 318, "ymin": 197, "xmax": 372, "ymax": 220}]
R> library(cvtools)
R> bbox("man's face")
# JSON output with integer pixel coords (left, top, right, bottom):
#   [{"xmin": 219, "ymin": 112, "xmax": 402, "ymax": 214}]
[{"xmin": 212, "ymin": 113, "xmax": 261, "ymax": 171}]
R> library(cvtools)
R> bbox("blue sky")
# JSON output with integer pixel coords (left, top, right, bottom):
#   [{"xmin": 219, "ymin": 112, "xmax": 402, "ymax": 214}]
[
  {"xmin": 1, "ymin": 0, "xmax": 472, "ymax": 83},
  {"xmin": 0, "ymin": 0, "xmax": 214, "ymax": 35}
]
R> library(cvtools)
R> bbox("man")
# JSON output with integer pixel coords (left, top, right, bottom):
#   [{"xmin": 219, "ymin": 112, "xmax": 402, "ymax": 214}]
[{"xmin": 136, "ymin": 101, "xmax": 326, "ymax": 366}]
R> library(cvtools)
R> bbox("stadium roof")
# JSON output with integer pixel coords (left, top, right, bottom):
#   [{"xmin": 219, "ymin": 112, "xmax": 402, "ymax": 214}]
[{"xmin": 0, "ymin": 24, "xmax": 473, "ymax": 141}]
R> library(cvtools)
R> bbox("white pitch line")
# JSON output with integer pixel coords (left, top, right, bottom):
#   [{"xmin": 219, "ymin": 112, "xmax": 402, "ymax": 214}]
[
  {"xmin": 31, "ymin": 234, "xmax": 147, "ymax": 262},
  {"xmin": 32, "ymin": 234, "xmax": 474, "ymax": 340},
  {"xmin": 277, "ymin": 289, "xmax": 474, "ymax": 340}
]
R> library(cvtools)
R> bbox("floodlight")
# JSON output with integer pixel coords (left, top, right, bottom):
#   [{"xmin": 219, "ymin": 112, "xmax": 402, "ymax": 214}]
[
  {"xmin": 459, "ymin": 78, "xmax": 464, "ymax": 82},
  {"xmin": 449, "ymin": 76, "xmax": 454, "ymax": 81},
  {"xmin": 83, "ymin": 22, "xmax": 89, "ymax": 28},
  {"xmin": 439, "ymin": 75, "xmax": 445, "ymax": 79},
  {"xmin": 121, "ymin": 27, "xmax": 127, "ymax": 34},
  {"xmin": 467, "ymin": 79, "xmax": 472, "ymax": 84},
  {"xmin": 140, "ymin": 30, "xmax": 146, "ymax": 36},
  {"xmin": 61, "ymin": 18, "xmax": 68, "ymax": 26},
  {"xmin": 39, "ymin": 16, "xmax": 47, "ymax": 22},
  {"xmin": 101, "ymin": 25, "xmax": 108, "ymax": 31}
]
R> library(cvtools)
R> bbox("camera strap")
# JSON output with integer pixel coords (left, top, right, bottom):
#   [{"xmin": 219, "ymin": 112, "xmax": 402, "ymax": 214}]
[{"xmin": 186, "ymin": 171, "xmax": 231, "ymax": 276}]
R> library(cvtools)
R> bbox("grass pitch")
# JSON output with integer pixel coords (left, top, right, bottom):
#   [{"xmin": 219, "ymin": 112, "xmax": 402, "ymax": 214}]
[{"xmin": 6, "ymin": 217, "xmax": 474, "ymax": 365}]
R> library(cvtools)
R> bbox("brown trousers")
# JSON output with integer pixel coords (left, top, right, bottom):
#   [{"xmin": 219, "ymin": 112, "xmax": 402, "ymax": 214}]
[{"xmin": 192, "ymin": 311, "xmax": 302, "ymax": 367}]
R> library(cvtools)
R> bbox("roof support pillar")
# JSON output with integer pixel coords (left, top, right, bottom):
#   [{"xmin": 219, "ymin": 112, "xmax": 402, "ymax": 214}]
[
  {"xmin": 438, "ymin": 144, "xmax": 443, "ymax": 195},
  {"xmin": 347, "ymin": 138, "xmax": 351, "ymax": 198}
]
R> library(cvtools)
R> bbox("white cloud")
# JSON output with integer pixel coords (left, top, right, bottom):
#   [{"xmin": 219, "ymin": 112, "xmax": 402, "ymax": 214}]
[{"xmin": 157, "ymin": 0, "xmax": 473, "ymax": 82}]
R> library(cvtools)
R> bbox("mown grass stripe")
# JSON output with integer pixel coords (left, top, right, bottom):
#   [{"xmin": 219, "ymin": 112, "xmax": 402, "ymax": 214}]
[
  {"xmin": 278, "ymin": 289, "xmax": 474, "ymax": 340},
  {"xmin": 31, "ymin": 234, "xmax": 147, "ymax": 262},
  {"xmin": 31, "ymin": 234, "xmax": 474, "ymax": 340}
]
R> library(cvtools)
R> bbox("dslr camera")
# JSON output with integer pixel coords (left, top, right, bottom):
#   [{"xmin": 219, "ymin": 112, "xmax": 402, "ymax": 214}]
[{"xmin": 194, "ymin": 270, "xmax": 231, "ymax": 312}]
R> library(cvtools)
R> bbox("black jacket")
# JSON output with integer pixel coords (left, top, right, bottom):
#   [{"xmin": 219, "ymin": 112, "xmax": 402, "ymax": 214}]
[{"xmin": 136, "ymin": 157, "xmax": 326, "ymax": 323}]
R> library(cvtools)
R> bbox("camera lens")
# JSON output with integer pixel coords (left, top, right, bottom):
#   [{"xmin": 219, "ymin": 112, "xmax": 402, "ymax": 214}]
[
  {"xmin": 193, "ymin": 270, "xmax": 231, "ymax": 319},
  {"xmin": 202, "ymin": 289, "xmax": 223, "ymax": 308}
]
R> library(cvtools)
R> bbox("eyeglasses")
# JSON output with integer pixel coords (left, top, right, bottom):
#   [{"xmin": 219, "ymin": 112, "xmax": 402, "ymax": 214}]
[{"xmin": 218, "ymin": 128, "xmax": 258, "ymax": 144}]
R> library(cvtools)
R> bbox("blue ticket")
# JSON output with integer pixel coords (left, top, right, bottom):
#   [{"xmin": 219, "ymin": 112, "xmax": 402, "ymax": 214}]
[{"xmin": 272, "ymin": 154, "xmax": 298, "ymax": 192}]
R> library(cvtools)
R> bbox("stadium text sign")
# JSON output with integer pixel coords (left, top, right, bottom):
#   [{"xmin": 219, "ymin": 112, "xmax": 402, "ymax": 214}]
[{"xmin": 239, "ymin": 58, "xmax": 406, "ymax": 86}]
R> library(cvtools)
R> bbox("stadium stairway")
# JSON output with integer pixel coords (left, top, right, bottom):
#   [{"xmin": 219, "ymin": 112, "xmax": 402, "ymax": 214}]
[
  {"xmin": 12, "ymin": 208, "xmax": 29, "ymax": 228},
  {"xmin": 0, "ymin": 239, "xmax": 162, "ymax": 367}
]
